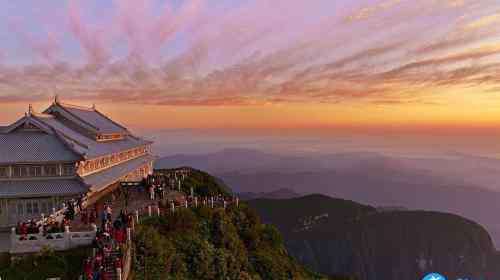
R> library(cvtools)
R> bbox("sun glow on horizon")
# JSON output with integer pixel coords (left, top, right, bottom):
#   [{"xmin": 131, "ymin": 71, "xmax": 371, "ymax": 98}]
[{"xmin": 1, "ymin": 0, "xmax": 500, "ymax": 131}]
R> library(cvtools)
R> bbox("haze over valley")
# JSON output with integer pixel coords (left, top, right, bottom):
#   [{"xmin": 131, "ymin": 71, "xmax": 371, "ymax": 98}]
[{"xmin": 153, "ymin": 129, "xmax": 500, "ymax": 248}]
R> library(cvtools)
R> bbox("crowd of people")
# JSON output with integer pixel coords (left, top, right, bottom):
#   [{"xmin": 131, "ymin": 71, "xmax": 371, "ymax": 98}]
[
  {"xmin": 146, "ymin": 172, "xmax": 191, "ymax": 201},
  {"xmin": 147, "ymin": 182, "xmax": 167, "ymax": 201},
  {"xmin": 14, "ymin": 196, "xmax": 84, "ymax": 239},
  {"xmin": 83, "ymin": 202, "xmax": 132, "ymax": 280}
]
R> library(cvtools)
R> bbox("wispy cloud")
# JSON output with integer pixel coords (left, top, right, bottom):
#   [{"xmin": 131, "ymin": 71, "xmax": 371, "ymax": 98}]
[
  {"xmin": 464, "ymin": 12, "xmax": 500, "ymax": 31},
  {"xmin": 345, "ymin": 0, "xmax": 402, "ymax": 22},
  {"xmin": 68, "ymin": 0, "xmax": 113, "ymax": 66},
  {"xmin": 0, "ymin": 0, "xmax": 500, "ymax": 107}
]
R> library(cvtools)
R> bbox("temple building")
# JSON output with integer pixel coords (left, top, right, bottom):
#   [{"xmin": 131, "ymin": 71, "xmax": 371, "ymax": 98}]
[{"xmin": 0, "ymin": 98, "xmax": 155, "ymax": 227}]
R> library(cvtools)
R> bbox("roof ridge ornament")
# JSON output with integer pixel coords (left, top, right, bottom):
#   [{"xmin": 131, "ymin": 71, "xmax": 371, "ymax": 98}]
[
  {"xmin": 54, "ymin": 94, "xmax": 60, "ymax": 104},
  {"xmin": 28, "ymin": 104, "xmax": 33, "ymax": 116}
]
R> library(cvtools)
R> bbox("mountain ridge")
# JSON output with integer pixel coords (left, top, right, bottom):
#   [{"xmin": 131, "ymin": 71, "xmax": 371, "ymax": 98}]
[
  {"xmin": 155, "ymin": 149, "xmax": 500, "ymax": 248},
  {"xmin": 248, "ymin": 194, "xmax": 498, "ymax": 280}
]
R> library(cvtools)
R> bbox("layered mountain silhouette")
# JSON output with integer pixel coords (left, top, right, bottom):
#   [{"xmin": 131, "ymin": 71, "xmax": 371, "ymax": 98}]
[{"xmin": 156, "ymin": 148, "xmax": 500, "ymax": 248}]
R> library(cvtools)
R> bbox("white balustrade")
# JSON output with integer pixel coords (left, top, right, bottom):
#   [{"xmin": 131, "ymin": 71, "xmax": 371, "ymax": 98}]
[{"xmin": 10, "ymin": 225, "xmax": 97, "ymax": 254}]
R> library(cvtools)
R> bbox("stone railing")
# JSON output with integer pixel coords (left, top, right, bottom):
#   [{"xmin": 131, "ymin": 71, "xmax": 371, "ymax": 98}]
[
  {"xmin": 134, "ymin": 196, "xmax": 240, "ymax": 223},
  {"xmin": 10, "ymin": 224, "xmax": 97, "ymax": 254}
]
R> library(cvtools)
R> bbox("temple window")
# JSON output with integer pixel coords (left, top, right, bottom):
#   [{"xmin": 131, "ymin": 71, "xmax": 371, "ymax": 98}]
[
  {"xmin": 26, "ymin": 201, "xmax": 33, "ymax": 215},
  {"xmin": 44, "ymin": 165, "xmax": 58, "ymax": 177},
  {"xmin": 12, "ymin": 166, "xmax": 28, "ymax": 177},
  {"xmin": 41, "ymin": 202, "xmax": 48, "ymax": 214},
  {"xmin": 17, "ymin": 203, "xmax": 24, "ymax": 215},
  {"xmin": 29, "ymin": 166, "xmax": 42, "ymax": 177},
  {"xmin": 62, "ymin": 164, "xmax": 75, "ymax": 176},
  {"xmin": 32, "ymin": 202, "xmax": 39, "ymax": 214},
  {"xmin": 0, "ymin": 166, "xmax": 8, "ymax": 178}
]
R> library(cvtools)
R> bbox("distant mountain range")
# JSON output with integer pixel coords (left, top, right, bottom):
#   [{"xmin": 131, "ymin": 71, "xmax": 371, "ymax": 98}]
[
  {"xmin": 238, "ymin": 188, "xmax": 302, "ymax": 200},
  {"xmin": 156, "ymin": 148, "xmax": 500, "ymax": 248},
  {"xmin": 248, "ymin": 194, "xmax": 500, "ymax": 280}
]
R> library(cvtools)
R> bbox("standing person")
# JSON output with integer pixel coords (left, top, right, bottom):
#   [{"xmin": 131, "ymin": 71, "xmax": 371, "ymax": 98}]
[
  {"xmin": 84, "ymin": 258, "xmax": 93, "ymax": 280},
  {"xmin": 101, "ymin": 207, "xmax": 107, "ymax": 228},
  {"xmin": 89, "ymin": 209, "xmax": 96, "ymax": 225},
  {"xmin": 82, "ymin": 209, "xmax": 89, "ymax": 225},
  {"xmin": 75, "ymin": 196, "xmax": 81, "ymax": 212},
  {"xmin": 114, "ymin": 257, "xmax": 123, "ymax": 271},
  {"xmin": 158, "ymin": 185, "xmax": 164, "ymax": 200},
  {"xmin": 20, "ymin": 222, "xmax": 28, "ymax": 239},
  {"xmin": 119, "ymin": 210, "xmax": 126, "ymax": 225},
  {"xmin": 126, "ymin": 213, "xmax": 133, "ymax": 229},
  {"xmin": 149, "ymin": 185, "xmax": 155, "ymax": 200},
  {"xmin": 94, "ymin": 251, "xmax": 103, "ymax": 268},
  {"xmin": 106, "ymin": 205, "xmax": 112, "ymax": 222},
  {"xmin": 124, "ymin": 188, "xmax": 130, "ymax": 209}
]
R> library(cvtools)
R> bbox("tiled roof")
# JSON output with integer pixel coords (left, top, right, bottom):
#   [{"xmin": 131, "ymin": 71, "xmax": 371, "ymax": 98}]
[
  {"xmin": 35, "ymin": 115, "xmax": 151, "ymax": 159},
  {"xmin": 82, "ymin": 154, "xmax": 155, "ymax": 192},
  {"xmin": 50, "ymin": 103, "xmax": 127, "ymax": 134},
  {"xmin": 0, "ymin": 100, "xmax": 152, "ymax": 163},
  {"xmin": 0, "ymin": 131, "xmax": 82, "ymax": 164},
  {"xmin": 0, "ymin": 179, "xmax": 88, "ymax": 198}
]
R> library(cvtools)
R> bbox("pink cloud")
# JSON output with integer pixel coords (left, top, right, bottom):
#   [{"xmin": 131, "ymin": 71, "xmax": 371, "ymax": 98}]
[
  {"xmin": 68, "ymin": 0, "xmax": 112, "ymax": 66},
  {"xmin": 1, "ymin": 0, "xmax": 500, "ymax": 107},
  {"xmin": 8, "ymin": 19, "xmax": 61, "ymax": 65}
]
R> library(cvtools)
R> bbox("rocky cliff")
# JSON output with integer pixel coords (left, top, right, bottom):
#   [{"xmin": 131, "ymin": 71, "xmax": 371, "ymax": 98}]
[{"xmin": 249, "ymin": 194, "xmax": 498, "ymax": 280}]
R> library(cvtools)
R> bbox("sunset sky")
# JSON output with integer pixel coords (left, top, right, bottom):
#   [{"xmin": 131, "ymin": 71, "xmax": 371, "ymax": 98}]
[{"xmin": 1, "ymin": 0, "xmax": 500, "ymax": 130}]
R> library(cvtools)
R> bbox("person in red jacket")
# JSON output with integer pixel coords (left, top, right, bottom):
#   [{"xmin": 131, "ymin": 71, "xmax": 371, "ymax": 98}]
[
  {"xmin": 20, "ymin": 222, "xmax": 28, "ymax": 240},
  {"xmin": 117, "ymin": 228, "xmax": 125, "ymax": 244},
  {"xmin": 101, "ymin": 270, "xmax": 110, "ymax": 280},
  {"xmin": 114, "ymin": 257, "xmax": 123, "ymax": 270},
  {"xmin": 94, "ymin": 252, "xmax": 103, "ymax": 268},
  {"xmin": 84, "ymin": 258, "xmax": 93, "ymax": 280}
]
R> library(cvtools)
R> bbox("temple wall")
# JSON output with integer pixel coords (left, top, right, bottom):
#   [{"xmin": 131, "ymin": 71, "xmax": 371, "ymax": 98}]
[{"xmin": 0, "ymin": 197, "xmax": 70, "ymax": 228}]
